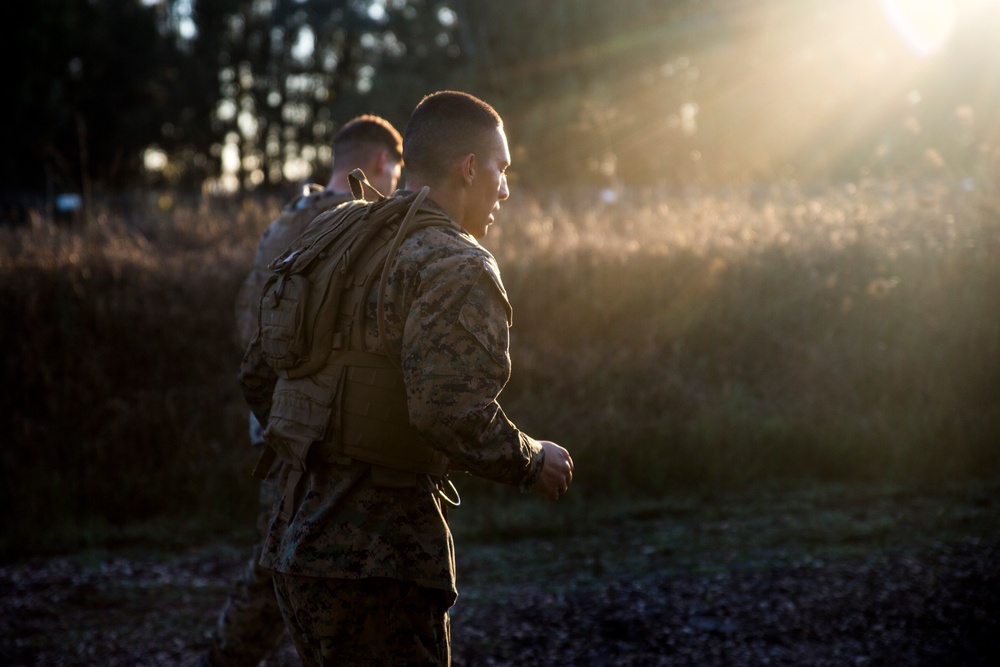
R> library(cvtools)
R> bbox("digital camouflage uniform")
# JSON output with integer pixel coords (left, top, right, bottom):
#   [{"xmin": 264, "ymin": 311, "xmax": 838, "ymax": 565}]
[
  {"xmin": 200, "ymin": 186, "xmax": 352, "ymax": 667},
  {"xmin": 239, "ymin": 194, "xmax": 546, "ymax": 666}
]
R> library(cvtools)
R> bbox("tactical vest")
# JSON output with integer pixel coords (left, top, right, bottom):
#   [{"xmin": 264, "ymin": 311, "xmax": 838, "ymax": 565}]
[{"xmin": 256, "ymin": 174, "xmax": 456, "ymax": 481}]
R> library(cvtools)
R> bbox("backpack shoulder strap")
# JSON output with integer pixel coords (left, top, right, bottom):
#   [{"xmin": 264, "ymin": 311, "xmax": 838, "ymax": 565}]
[{"xmin": 376, "ymin": 187, "xmax": 454, "ymax": 367}]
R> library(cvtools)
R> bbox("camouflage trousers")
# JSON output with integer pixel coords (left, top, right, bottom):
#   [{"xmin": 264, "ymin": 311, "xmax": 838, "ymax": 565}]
[
  {"xmin": 202, "ymin": 465, "xmax": 286, "ymax": 667},
  {"xmin": 271, "ymin": 573, "xmax": 452, "ymax": 667}
]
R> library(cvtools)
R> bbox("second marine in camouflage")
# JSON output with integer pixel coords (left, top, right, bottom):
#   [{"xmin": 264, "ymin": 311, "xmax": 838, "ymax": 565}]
[{"xmin": 200, "ymin": 115, "xmax": 404, "ymax": 667}]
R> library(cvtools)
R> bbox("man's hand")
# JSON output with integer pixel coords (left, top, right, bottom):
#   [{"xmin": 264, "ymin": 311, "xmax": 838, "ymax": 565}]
[{"xmin": 532, "ymin": 440, "xmax": 574, "ymax": 501}]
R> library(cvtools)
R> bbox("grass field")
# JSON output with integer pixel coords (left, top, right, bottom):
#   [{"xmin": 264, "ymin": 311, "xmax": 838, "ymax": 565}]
[{"xmin": 1, "ymin": 176, "xmax": 998, "ymax": 556}]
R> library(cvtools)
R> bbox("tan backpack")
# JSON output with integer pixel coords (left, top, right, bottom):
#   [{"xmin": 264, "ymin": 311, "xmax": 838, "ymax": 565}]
[
  {"xmin": 252, "ymin": 170, "xmax": 455, "ymax": 483},
  {"xmin": 258, "ymin": 172, "xmax": 438, "ymax": 378},
  {"xmin": 234, "ymin": 186, "xmax": 351, "ymax": 350}
]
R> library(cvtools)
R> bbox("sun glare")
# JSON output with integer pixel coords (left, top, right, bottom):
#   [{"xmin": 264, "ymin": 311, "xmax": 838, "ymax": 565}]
[
  {"xmin": 638, "ymin": 0, "xmax": 1000, "ymax": 181},
  {"xmin": 878, "ymin": 0, "xmax": 957, "ymax": 56}
]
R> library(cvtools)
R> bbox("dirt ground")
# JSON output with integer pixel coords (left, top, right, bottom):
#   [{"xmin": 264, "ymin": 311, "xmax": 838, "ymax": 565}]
[{"xmin": 2, "ymin": 485, "xmax": 999, "ymax": 666}]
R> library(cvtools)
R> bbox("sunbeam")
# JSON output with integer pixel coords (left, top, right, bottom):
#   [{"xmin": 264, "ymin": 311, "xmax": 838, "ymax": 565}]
[{"xmin": 878, "ymin": 0, "xmax": 958, "ymax": 57}]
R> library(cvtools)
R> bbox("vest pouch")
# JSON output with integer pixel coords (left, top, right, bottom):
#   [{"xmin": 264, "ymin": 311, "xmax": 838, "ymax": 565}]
[
  {"xmin": 339, "ymin": 365, "xmax": 450, "ymax": 477},
  {"xmin": 264, "ymin": 370, "xmax": 343, "ymax": 464},
  {"xmin": 259, "ymin": 274, "xmax": 310, "ymax": 371}
]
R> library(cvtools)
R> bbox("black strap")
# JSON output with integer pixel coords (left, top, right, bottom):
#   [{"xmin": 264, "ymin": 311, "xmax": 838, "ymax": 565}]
[
  {"xmin": 348, "ymin": 168, "xmax": 385, "ymax": 201},
  {"xmin": 251, "ymin": 445, "xmax": 277, "ymax": 481}
]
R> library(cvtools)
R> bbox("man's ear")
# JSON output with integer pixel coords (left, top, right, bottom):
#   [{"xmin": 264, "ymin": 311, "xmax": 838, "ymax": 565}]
[
  {"xmin": 375, "ymin": 149, "xmax": 390, "ymax": 175},
  {"xmin": 460, "ymin": 153, "xmax": 476, "ymax": 185}
]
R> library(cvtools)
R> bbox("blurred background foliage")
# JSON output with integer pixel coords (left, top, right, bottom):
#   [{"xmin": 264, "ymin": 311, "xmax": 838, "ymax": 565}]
[{"xmin": 4, "ymin": 0, "xmax": 999, "ymax": 208}]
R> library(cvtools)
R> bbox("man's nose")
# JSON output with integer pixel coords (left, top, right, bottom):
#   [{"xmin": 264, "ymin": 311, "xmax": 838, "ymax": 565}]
[{"xmin": 499, "ymin": 175, "xmax": 509, "ymax": 201}]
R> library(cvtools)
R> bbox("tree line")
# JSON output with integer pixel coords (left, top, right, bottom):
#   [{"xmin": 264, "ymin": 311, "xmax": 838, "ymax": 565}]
[{"xmin": 6, "ymin": 0, "xmax": 998, "ymax": 219}]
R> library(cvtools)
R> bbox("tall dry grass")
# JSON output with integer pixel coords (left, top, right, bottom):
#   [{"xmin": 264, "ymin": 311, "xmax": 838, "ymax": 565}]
[
  {"xmin": 492, "ymin": 179, "xmax": 1000, "ymax": 496},
  {"xmin": 1, "ymin": 197, "xmax": 280, "ymax": 553},
  {"xmin": 2, "ymin": 179, "xmax": 998, "ymax": 554}
]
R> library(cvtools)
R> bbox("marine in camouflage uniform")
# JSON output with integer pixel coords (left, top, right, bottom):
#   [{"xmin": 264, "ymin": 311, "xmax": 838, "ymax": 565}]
[
  {"xmin": 240, "ymin": 92, "xmax": 574, "ymax": 666},
  {"xmin": 200, "ymin": 115, "xmax": 403, "ymax": 667}
]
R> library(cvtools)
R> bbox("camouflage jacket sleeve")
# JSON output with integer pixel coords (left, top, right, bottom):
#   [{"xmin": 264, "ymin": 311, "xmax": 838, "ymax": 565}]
[{"xmin": 382, "ymin": 224, "xmax": 544, "ymax": 491}]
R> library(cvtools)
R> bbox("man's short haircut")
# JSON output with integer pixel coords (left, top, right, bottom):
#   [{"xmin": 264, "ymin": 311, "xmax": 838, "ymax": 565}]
[
  {"xmin": 333, "ymin": 114, "xmax": 403, "ymax": 165},
  {"xmin": 403, "ymin": 91, "xmax": 503, "ymax": 183}
]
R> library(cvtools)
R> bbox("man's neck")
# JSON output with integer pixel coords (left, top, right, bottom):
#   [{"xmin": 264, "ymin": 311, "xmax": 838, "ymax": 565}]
[
  {"xmin": 408, "ymin": 180, "xmax": 462, "ymax": 228},
  {"xmin": 325, "ymin": 171, "xmax": 353, "ymax": 195}
]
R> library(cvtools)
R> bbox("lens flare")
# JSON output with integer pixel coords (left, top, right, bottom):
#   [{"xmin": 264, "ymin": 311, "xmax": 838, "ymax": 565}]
[{"xmin": 878, "ymin": 0, "xmax": 957, "ymax": 56}]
